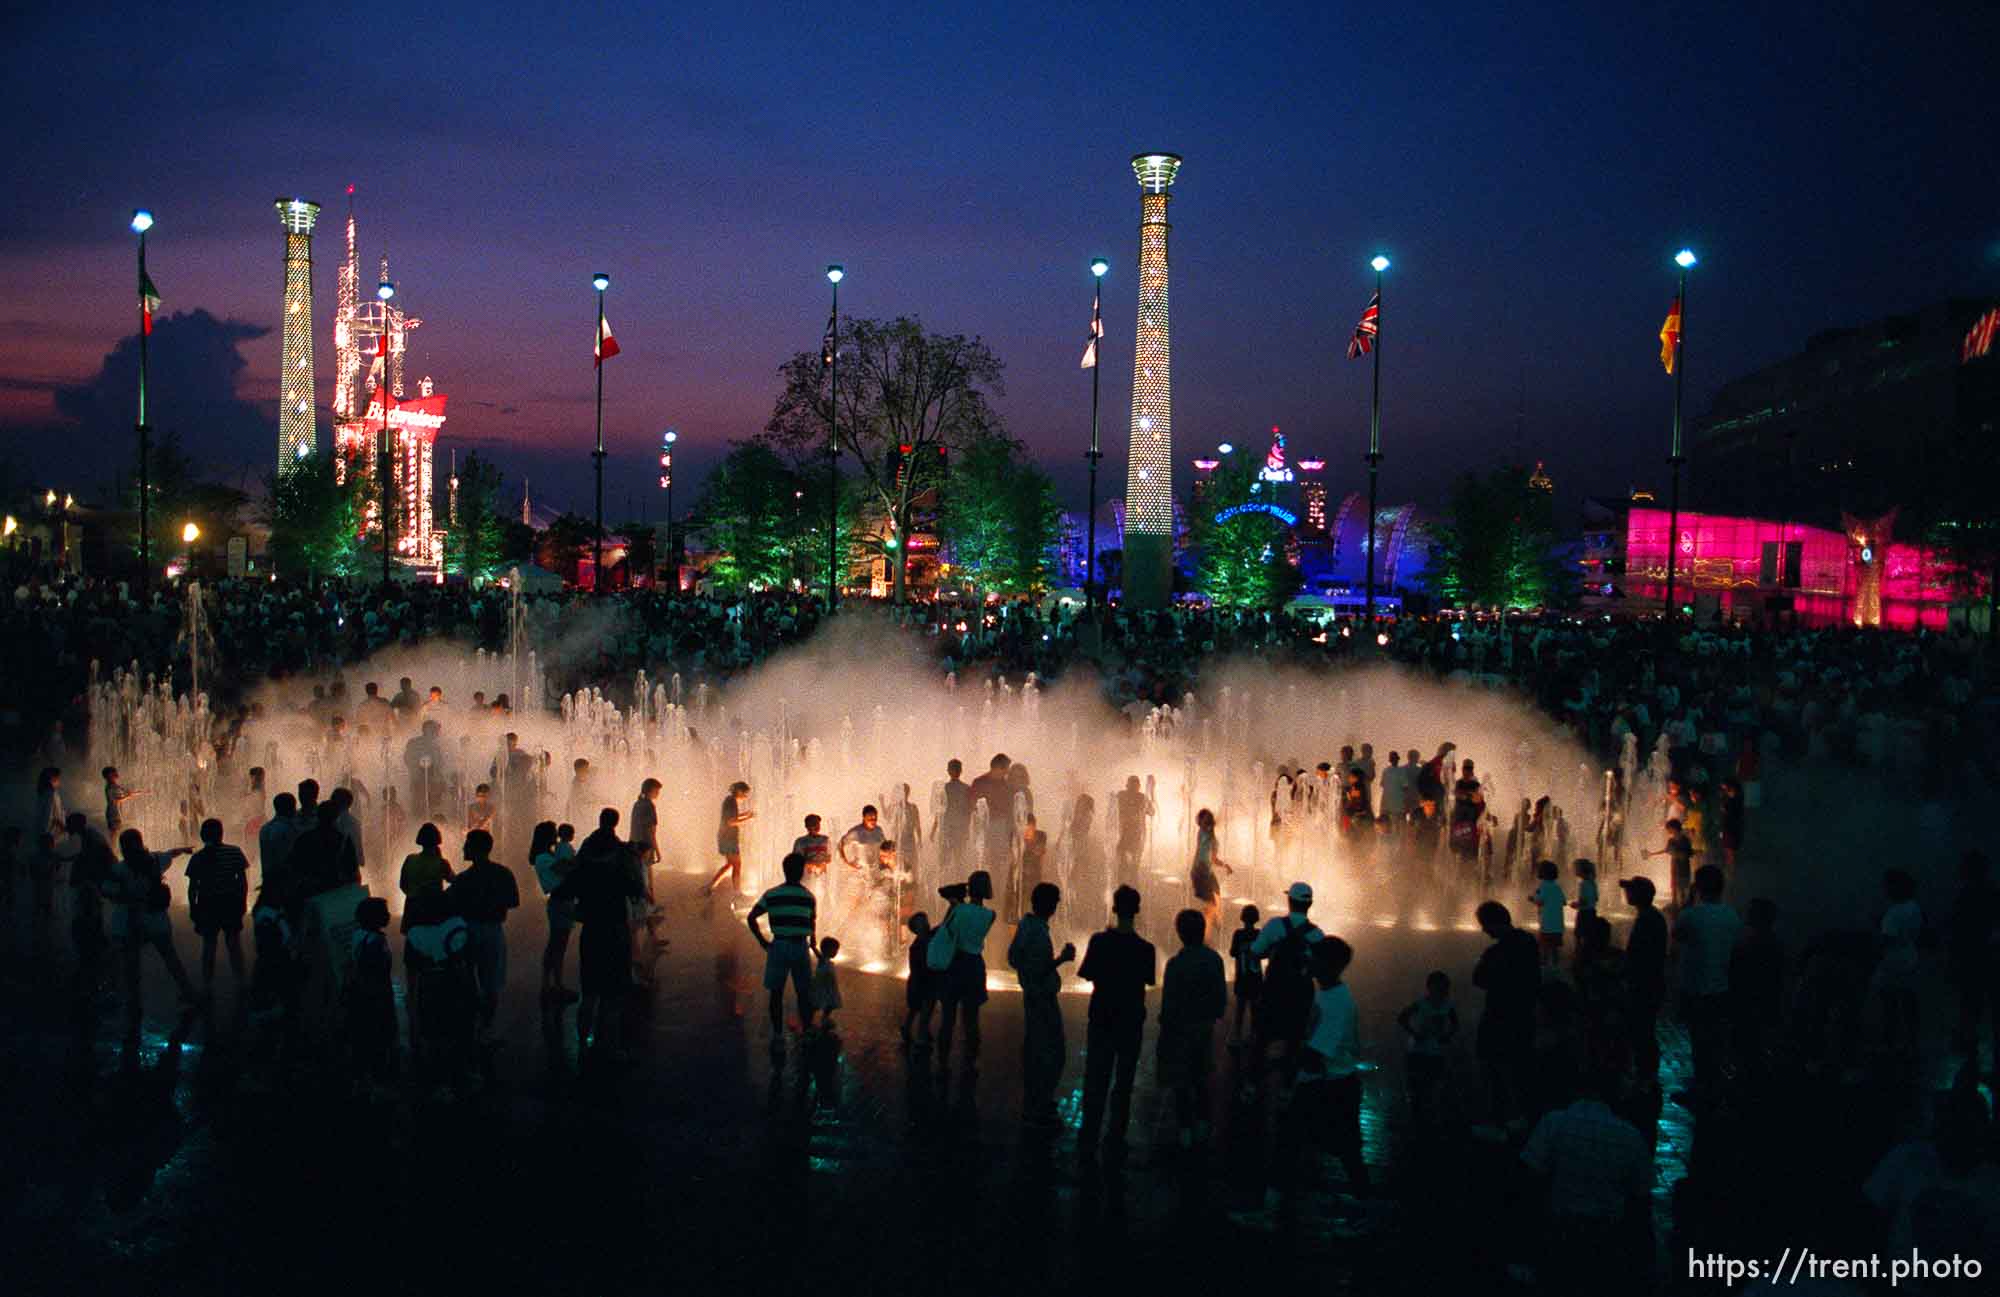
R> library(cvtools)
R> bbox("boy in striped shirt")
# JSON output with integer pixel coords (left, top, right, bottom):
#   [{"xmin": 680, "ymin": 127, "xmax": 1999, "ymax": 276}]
[{"xmin": 748, "ymin": 852, "xmax": 819, "ymax": 1050}]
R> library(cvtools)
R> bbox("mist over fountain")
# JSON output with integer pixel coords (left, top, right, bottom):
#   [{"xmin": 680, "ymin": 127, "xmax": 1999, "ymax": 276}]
[{"xmin": 73, "ymin": 590, "xmax": 1670, "ymax": 982}]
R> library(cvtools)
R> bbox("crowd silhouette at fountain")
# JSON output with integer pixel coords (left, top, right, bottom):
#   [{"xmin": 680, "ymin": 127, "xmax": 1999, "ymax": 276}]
[{"xmin": 5, "ymin": 574, "xmax": 2000, "ymax": 1288}]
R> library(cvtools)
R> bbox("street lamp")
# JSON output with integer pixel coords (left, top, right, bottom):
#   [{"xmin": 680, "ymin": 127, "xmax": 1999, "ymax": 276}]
[
  {"xmin": 824, "ymin": 264, "xmax": 844, "ymax": 608},
  {"xmin": 1364, "ymin": 252, "xmax": 1390, "ymax": 628},
  {"xmin": 182, "ymin": 521, "xmax": 201, "ymax": 545},
  {"xmin": 1664, "ymin": 248, "xmax": 1696, "ymax": 617},
  {"xmin": 660, "ymin": 428, "xmax": 679, "ymax": 590},
  {"xmin": 133, "ymin": 209, "xmax": 154, "ymax": 595},
  {"xmin": 377, "ymin": 278, "xmax": 396, "ymax": 586},
  {"xmin": 1084, "ymin": 256, "xmax": 1109, "ymax": 611},
  {"xmin": 592, "ymin": 272, "xmax": 609, "ymax": 591}
]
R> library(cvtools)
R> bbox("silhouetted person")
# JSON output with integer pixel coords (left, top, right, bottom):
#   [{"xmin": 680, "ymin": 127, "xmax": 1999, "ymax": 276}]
[{"xmin": 1077, "ymin": 884, "xmax": 1156, "ymax": 1166}]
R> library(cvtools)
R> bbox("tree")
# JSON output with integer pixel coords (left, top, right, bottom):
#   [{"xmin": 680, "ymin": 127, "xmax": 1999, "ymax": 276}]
[
  {"xmin": 443, "ymin": 451, "xmax": 508, "ymax": 584},
  {"xmin": 692, "ymin": 440, "xmax": 839, "ymax": 593},
  {"xmin": 616, "ymin": 521, "xmax": 658, "ymax": 588},
  {"xmin": 764, "ymin": 316, "xmax": 1006, "ymax": 604},
  {"xmin": 263, "ymin": 453, "xmax": 367, "ymax": 583},
  {"xmin": 537, "ymin": 512, "xmax": 600, "ymax": 587},
  {"xmin": 1186, "ymin": 451, "xmax": 1301, "ymax": 608},
  {"xmin": 1424, "ymin": 464, "xmax": 1571, "ymax": 609},
  {"xmin": 123, "ymin": 429, "xmax": 249, "ymax": 567},
  {"xmin": 938, "ymin": 431, "xmax": 1061, "ymax": 596}
]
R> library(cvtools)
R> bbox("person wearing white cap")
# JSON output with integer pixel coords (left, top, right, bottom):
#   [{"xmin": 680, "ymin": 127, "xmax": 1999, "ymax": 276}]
[{"xmin": 1248, "ymin": 881, "xmax": 1325, "ymax": 1082}]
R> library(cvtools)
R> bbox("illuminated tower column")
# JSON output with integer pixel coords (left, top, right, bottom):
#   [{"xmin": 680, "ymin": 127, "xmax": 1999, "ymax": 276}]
[
  {"xmin": 275, "ymin": 198, "xmax": 322, "ymax": 470},
  {"xmin": 1122, "ymin": 152, "xmax": 1182, "ymax": 608}
]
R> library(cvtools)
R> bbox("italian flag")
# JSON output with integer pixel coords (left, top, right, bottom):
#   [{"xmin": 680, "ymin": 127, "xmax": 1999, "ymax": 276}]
[
  {"xmin": 140, "ymin": 268, "xmax": 162, "ymax": 336},
  {"xmin": 595, "ymin": 315, "xmax": 620, "ymax": 365}
]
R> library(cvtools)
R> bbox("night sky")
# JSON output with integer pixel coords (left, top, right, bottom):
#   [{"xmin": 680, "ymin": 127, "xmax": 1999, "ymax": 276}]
[{"xmin": 3, "ymin": 1, "xmax": 1995, "ymax": 520}]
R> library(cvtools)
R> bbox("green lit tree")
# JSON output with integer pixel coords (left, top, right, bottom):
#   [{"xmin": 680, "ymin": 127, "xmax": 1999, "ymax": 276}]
[
  {"xmin": 938, "ymin": 431, "xmax": 1060, "ymax": 596},
  {"xmin": 1187, "ymin": 452, "xmax": 1301, "ymax": 608},
  {"xmin": 693, "ymin": 440, "xmax": 855, "ymax": 593},
  {"xmin": 443, "ymin": 451, "xmax": 508, "ymax": 584},
  {"xmin": 263, "ymin": 452, "xmax": 367, "ymax": 583},
  {"xmin": 1424, "ymin": 464, "xmax": 1571, "ymax": 609},
  {"xmin": 764, "ymin": 316, "xmax": 1007, "ymax": 604}
]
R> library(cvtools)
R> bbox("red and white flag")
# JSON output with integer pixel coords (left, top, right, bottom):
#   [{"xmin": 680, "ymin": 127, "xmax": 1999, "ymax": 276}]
[
  {"xmin": 1081, "ymin": 296, "xmax": 1103, "ymax": 368},
  {"xmin": 1964, "ymin": 306, "xmax": 1999, "ymax": 364},
  {"xmin": 595, "ymin": 315, "xmax": 621, "ymax": 365}
]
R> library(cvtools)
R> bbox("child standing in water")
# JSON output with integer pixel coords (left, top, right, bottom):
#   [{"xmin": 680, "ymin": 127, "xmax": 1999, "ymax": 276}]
[
  {"xmin": 1571, "ymin": 858, "xmax": 1599, "ymax": 924},
  {"xmin": 1229, "ymin": 905, "xmax": 1263, "ymax": 1047},
  {"xmin": 1531, "ymin": 859, "xmax": 1567, "ymax": 966},
  {"xmin": 1396, "ymin": 970, "xmax": 1458, "ymax": 1127},
  {"xmin": 903, "ymin": 912, "xmax": 937, "ymax": 1047},
  {"xmin": 812, "ymin": 936, "xmax": 843, "ymax": 1030}
]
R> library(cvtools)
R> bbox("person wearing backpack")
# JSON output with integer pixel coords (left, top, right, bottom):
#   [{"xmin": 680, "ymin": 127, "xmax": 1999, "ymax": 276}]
[
  {"xmin": 931, "ymin": 871, "xmax": 997, "ymax": 1068},
  {"xmin": 1250, "ymin": 882, "xmax": 1324, "ymax": 1085}
]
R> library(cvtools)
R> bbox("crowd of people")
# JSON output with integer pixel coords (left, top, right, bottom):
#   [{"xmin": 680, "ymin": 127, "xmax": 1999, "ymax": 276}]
[
  {"xmin": 7, "ymin": 573, "xmax": 1995, "ymax": 779},
  {"xmin": 6, "ymin": 574, "xmax": 2000, "ymax": 1287}
]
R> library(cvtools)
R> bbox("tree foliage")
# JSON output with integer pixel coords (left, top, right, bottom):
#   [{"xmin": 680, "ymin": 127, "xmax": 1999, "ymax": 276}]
[
  {"xmin": 123, "ymin": 429, "xmax": 250, "ymax": 567},
  {"xmin": 1187, "ymin": 452, "xmax": 1301, "ymax": 608},
  {"xmin": 938, "ymin": 431, "xmax": 1061, "ymax": 596},
  {"xmin": 692, "ymin": 440, "xmax": 848, "ymax": 593},
  {"xmin": 443, "ymin": 451, "xmax": 508, "ymax": 584},
  {"xmin": 537, "ymin": 512, "xmax": 600, "ymax": 587},
  {"xmin": 263, "ymin": 452, "xmax": 367, "ymax": 583},
  {"xmin": 615, "ymin": 521, "xmax": 658, "ymax": 587},
  {"xmin": 764, "ymin": 316, "xmax": 1006, "ymax": 603},
  {"xmin": 1424, "ymin": 465, "xmax": 1571, "ymax": 609}
]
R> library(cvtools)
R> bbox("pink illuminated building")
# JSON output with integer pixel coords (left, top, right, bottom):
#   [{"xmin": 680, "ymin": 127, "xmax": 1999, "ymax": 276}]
[{"xmin": 1624, "ymin": 507, "xmax": 1971, "ymax": 629}]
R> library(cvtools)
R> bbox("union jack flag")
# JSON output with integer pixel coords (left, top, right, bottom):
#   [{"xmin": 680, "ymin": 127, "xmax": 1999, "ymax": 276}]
[{"xmin": 1347, "ymin": 291, "xmax": 1379, "ymax": 359}]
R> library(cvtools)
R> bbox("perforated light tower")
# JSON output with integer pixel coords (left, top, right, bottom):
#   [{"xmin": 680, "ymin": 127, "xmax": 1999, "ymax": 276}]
[
  {"xmin": 1122, "ymin": 152, "xmax": 1182, "ymax": 608},
  {"xmin": 275, "ymin": 198, "xmax": 321, "ymax": 470}
]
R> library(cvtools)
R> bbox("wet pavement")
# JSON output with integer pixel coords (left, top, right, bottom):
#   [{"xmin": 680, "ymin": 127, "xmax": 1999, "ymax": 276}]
[{"xmin": 0, "ymin": 846, "xmax": 1978, "ymax": 1297}]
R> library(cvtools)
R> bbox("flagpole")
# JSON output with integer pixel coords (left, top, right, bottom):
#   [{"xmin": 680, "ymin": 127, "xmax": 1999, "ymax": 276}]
[
  {"xmin": 592, "ymin": 273, "xmax": 608, "ymax": 593},
  {"xmin": 133, "ymin": 211, "xmax": 153, "ymax": 597},
  {"xmin": 1085, "ymin": 257, "xmax": 1108, "ymax": 612},
  {"xmin": 1365, "ymin": 255, "xmax": 1388, "ymax": 626},
  {"xmin": 825, "ymin": 265, "xmax": 843, "ymax": 610},
  {"xmin": 1664, "ymin": 250, "xmax": 1694, "ymax": 619},
  {"xmin": 377, "ymin": 277, "xmax": 396, "ymax": 587}
]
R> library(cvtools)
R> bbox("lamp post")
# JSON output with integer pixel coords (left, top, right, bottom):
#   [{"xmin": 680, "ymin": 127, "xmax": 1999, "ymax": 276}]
[
  {"xmin": 1085, "ymin": 256, "xmax": 1109, "ymax": 610},
  {"xmin": 132, "ymin": 208, "xmax": 154, "ymax": 595},
  {"xmin": 659, "ymin": 427, "xmax": 677, "ymax": 590},
  {"xmin": 376, "ymin": 277, "xmax": 395, "ymax": 586},
  {"xmin": 1664, "ymin": 248, "xmax": 1695, "ymax": 619},
  {"xmin": 1364, "ymin": 254, "xmax": 1389, "ymax": 627},
  {"xmin": 824, "ymin": 264, "xmax": 843, "ymax": 609},
  {"xmin": 591, "ymin": 273, "xmax": 610, "ymax": 592}
]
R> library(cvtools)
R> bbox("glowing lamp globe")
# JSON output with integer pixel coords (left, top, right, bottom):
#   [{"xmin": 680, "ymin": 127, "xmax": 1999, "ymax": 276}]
[
  {"xmin": 1370, "ymin": 255, "xmax": 1390, "ymax": 273},
  {"xmin": 1090, "ymin": 257, "xmax": 1109, "ymax": 278},
  {"xmin": 826, "ymin": 264, "xmax": 844, "ymax": 284},
  {"xmin": 377, "ymin": 279, "xmax": 394, "ymax": 301},
  {"xmin": 130, "ymin": 209, "xmax": 154, "ymax": 234},
  {"xmin": 181, "ymin": 521, "xmax": 201, "ymax": 544},
  {"xmin": 1218, "ymin": 442, "xmax": 1234, "ymax": 455},
  {"xmin": 1675, "ymin": 249, "xmax": 1697, "ymax": 268},
  {"xmin": 591, "ymin": 273, "xmax": 610, "ymax": 291}
]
